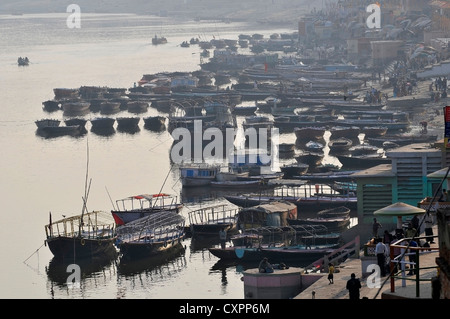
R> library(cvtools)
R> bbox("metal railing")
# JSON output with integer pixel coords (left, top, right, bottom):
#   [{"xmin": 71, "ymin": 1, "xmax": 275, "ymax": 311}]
[
  {"xmin": 389, "ymin": 235, "xmax": 439, "ymax": 297},
  {"xmin": 303, "ymin": 235, "xmax": 360, "ymax": 274}
]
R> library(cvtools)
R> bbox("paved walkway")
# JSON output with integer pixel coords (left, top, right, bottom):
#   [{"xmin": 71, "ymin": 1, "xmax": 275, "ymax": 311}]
[{"xmin": 294, "ymin": 226, "xmax": 440, "ymax": 300}]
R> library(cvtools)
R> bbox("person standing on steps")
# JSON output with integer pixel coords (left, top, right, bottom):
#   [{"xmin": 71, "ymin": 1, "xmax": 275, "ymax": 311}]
[
  {"xmin": 373, "ymin": 218, "xmax": 382, "ymax": 238},
  {"xmin": 346, "ymin": 273, "xmax": 362, "ymax": 300}
]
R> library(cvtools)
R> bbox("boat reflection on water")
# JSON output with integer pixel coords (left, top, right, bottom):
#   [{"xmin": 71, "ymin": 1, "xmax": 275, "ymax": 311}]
[
  {"xmin": 46, "ymin": 252, "xmax": 118, "ymax": 286},
  {"xmin": 117, "ymin": 126, "xmax": 140, "ymax": 134},
  {"xmin": 190, "ymin": 236, "xmax": 221, "ymax": 252},
  {"xmin": 117, "ymin": 245, "xmax": 187, "ymax": 276},
  {"xmin": 90, "ymin": 126, "xmax": 116, "ymax": 137},
  {"xmin": 210, "ymin": 255, "xmax": 318, "ymax": 275}
]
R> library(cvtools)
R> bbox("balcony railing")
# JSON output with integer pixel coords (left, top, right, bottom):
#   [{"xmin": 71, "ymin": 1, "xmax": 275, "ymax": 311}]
[
  {"xmin": 418, "ymin": 197, "xmax": 450, "ymax": 212},
  {"xmin": 389, "ymin": 235, "xmax": 439, "ymax": 298}
]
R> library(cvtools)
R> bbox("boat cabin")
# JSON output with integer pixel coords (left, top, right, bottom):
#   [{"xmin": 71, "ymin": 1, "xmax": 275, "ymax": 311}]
[{"xmin": 237, "ymin": 200, "xmax": 297, "ymax": 230}]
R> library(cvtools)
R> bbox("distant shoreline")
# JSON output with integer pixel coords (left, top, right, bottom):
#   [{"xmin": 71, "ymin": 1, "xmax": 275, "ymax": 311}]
[
  {"xmin": 0, "ymin": 0, "xmax": 320, "ymax": 28},
  {"xmin": 0, "ymin": 11, "xmax": 300, "ymax": 30}
]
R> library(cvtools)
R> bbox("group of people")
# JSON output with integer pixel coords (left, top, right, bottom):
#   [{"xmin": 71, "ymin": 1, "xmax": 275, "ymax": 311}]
[
  {"xmin": 430, "ymin": 76, "xmax": 448, "ymax": 92},
  {"xmin": 364, "ymin": 87, "xmax": 383, "ymax": 104},
  {"xmin": 372, "ymin": 211, "xmax": 435, "ymax": 279}
]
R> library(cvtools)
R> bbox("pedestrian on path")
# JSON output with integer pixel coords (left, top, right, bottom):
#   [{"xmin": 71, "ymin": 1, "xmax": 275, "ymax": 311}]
[
  {"xmin": 328, "ymin": 263, "xmax": 335, "ymax": 284},
  {"xmin": 346, "ymin": 273, "xmax": 362, "ymax": 300},
  {"xmin": 373, "ymin": 218, "xmax": 382, "ymax": 238}
]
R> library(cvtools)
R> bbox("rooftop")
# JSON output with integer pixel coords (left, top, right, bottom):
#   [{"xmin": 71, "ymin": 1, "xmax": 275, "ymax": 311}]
[{"xmin": 351, "ymin": 164, "xmax": 394, "ymax": 178}]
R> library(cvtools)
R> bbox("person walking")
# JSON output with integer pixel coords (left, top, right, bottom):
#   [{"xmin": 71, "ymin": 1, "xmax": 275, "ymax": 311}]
[
  {"xmin": 372, "ymin": 218, "xmax": 382, "ymax": 238},
  {"xmin": 346, "ymin": 273, "xmax": 362, "ymax": 300},
  {"xmin": 328, "ymin": 263, "xmax": 335, "ymax": 284},
  {"xmin": 424, "ymin": 213, "xmax": 435, "ymax": 244},
  {"xmin": 375, "ymin": 238, "xmax": 387, "ymax": 276}
]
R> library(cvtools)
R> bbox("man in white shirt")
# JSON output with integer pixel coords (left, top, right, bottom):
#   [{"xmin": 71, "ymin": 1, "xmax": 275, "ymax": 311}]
[{"xmin": 375, "ymin": 238, "xmax": 387, "ymax": 277}]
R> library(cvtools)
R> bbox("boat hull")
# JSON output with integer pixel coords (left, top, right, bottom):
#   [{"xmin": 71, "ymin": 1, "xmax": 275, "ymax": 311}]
[
  {"xmin": 336, "ymin": 154, "xmax": 390, "ymax": 169},
  {"xmin": 46, "ymin": 236, "xmax": 118, "ymax": 260},
  {"xmin": 90, "ymin": 117, "xmax": 115, "ymax": 129},
  {"xmin": 119, "ymin": 239, "xmax": 184, "ymax": 261},
  {"xmin": 288, "ymin": 216, "xmax": 351, "ymax": 231},
  {"xmin": 181, "ymin": 177, "xmax": 216, "ymax": 187},
  {"xmin": 209, "ymin": 245, "xmax": 337, "ymax": 263},
  {"xmin": 190, "ymin": 221, "xmax": 238, "ymax": 237}
]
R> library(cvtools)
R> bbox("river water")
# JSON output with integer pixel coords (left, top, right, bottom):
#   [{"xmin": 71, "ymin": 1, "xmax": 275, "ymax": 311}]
[{"xmin": 0, "ymin": 12, "xmax": 307, "ymax": 299}]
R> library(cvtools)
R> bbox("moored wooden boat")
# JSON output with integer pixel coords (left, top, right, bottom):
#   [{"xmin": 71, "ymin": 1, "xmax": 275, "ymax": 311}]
[
  {"xmin": 116, "ymin": 211, "xmax": 185, "ymax": 261},
  {"xmin": 64, "ymin": 117, "xmax": 88, "ymax": 128},
  {"xmin": 367, "ymin": 134, "xmax": 438, "ymax": 147},
  {"xmin": 208, "ymin": 243, "xmax": 337, "ymax": 263},
  {"xmin": 233, "ymin": 104, "xmax": 257, "ymax": 115},
  {"xmin": 111, "ymin": 193, "xmax": 183, "ymax": 226},
  {"xmin": 127, "ymin": 101, "xmax": 149, "ymax": 113},
  {"xmin": 328, "ymin": 137, "xmax": 353, "ymax": 153},
  {"xmin": 280, "ymin": 163, "xmax": 309, "ymax": 179},
  {"xmin": 336, "ymin": 153, "xmax": 390, "ymax": 169},
  {"xmin": 317, "ymin": 206, "xmax": 351, "ymax": 218},
  {"xmin": 294, "ymin": 126, "xmax": 326, "ymax": 141},
  {"xmin": 116, "ymin": 116, "xmax": 140, "ymax": 129},
  {"xmin": 100, "ymin": 101, "xmax": 121, "ymax": 114},
  {"xmin": 362, "ymin": 126, "xmax": 388, "ymax": 138},
  {"xmin": 35, "ymin": 118, "xmax": 60, "ymax": 129},
  {"xmin": 45, "ymin": 210, "xmax": 117, "ymax": 260},
  {"xmin": 61, "ymin": 101, "xmax": 90, "ymax": 115},
  {"xmin": 42, "ymin": 100, "xmax": 60, "ymax": 112},
  {"xmin": 349, "ymin": 143, "xmax": 380, "ymax": 156},
  {"xmin": 90, "ymin": 117, "xmax": 115, "ymax": 129},
  {"xmin": 188, "ymin": 205, "xmax": 239, "ymax": 237},
  {"xmin": 152, "ymin": 35, "xmax": 167, "ymax": 45},
  {"xmin": 180, "ymin": 164, "xmax": 220, "ymax": 187},
  {"xmin": 295, "ymin": 151, "xmax": 324, "ymax": 167},
  {"xmin": 288, "ymin": 215, "xmax": 351, "ymax": 231},
  {"xmin": 53, "ymin": 88, "xmax": 79, "ymax": 99},
  {"xmin": 237, "ymin": 201, "xmax": 298, "ymax": 230},
  {"xmin": 40, "ymin": 124, "xmax": 82, "ymax": 136},
  {"xmin": 143, "ymin": 115, "xmax": 167, "ymax": 131},
  {"xmin": 329, "ymin": 126, "xmax": 360, "ymax": 139}
]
